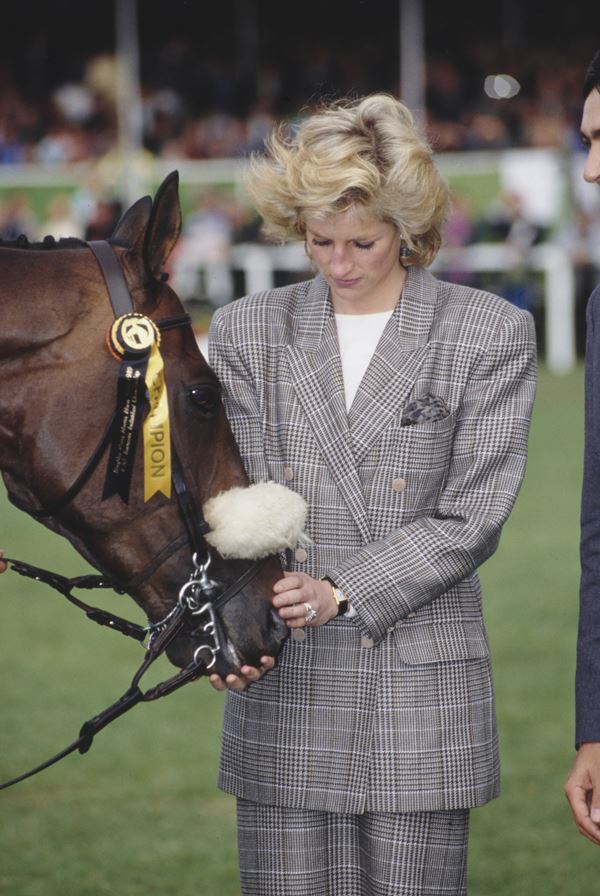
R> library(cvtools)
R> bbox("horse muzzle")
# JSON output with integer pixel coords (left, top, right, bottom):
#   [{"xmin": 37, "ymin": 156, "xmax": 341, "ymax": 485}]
[{"xmin": 163, "ymin": 551, "xmax": 289, "ymax": 676}]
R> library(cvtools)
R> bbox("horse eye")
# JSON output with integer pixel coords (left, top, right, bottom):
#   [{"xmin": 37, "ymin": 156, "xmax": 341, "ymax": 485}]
[{"xmin": 188, "ymin": 385, "xmax": 220, "ymax": 417}]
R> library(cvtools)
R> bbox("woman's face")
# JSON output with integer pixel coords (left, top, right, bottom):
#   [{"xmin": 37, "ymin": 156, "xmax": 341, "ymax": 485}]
[{"xmin": 305, "ymin": 206, "xmax": 406, "ymax": 314}]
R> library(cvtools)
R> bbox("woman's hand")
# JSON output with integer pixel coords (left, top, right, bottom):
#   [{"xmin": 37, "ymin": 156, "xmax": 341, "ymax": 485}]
[
  {"xmin": 209, "ymin": 656, "xmax": 276, "ymax": 693},
  {"xmin": 272, "ymin": 571, "xmax": 338, "ymax": 628},
  {"xmin": 208, "ymin": 573, "xmax": 338, "ymax": 693},
  {"xmin": 0, "ymin": 552, "xmax": 7, "ymax": 573}
]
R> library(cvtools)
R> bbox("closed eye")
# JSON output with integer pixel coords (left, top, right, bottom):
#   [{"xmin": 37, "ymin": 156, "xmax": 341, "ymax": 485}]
[
  {"xmin": 188, "ymin": 384, "xmax": 221, "ymax": 418},
  {"xmin": 311, "ymin": 238, "xmax": 375, "ymax": 250}
]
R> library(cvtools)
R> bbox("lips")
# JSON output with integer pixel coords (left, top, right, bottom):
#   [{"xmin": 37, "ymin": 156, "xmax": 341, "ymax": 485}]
[{"xmin": 333, "ymin": 277, "xmax": 360, "ymax": 288}]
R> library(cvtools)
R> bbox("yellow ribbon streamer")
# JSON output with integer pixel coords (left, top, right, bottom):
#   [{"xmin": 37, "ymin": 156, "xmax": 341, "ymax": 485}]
[{"xmin": 143, "ymin": 342, "xmax": 171, "ymax": 501}]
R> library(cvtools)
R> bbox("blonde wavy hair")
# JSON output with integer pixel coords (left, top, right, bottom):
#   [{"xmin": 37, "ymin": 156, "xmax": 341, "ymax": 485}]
[{"xmin": 244, "ymin": 93, "xmax": 450, "ymax": 267}]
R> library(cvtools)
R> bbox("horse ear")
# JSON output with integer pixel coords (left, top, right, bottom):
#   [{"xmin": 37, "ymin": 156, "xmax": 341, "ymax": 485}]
[
  {"xmin": 111, "ymin": 195, "xmax": 153, "ymax": 246},
  {"xmin": 143, "ymin": 170, "xmax": 182, "ymax": 276}
]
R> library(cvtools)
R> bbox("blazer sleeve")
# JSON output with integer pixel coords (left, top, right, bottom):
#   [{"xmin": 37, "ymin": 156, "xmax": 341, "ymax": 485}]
[
  {"xmin": 330, "ymin": 308, "xmax": 537, "ymax": 642},
  {"xmin": 208, "ymin": 305, "xmax": 271, "ymax": 485},
  {"xmin": 576, "ymin": 284, "xmax": 600, "ymax": 745}
]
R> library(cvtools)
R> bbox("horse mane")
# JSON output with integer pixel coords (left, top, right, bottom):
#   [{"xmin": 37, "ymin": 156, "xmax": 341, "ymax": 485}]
[{"xmin": 0, "ymin": 234, "xmax": 87, "ymax": 250}]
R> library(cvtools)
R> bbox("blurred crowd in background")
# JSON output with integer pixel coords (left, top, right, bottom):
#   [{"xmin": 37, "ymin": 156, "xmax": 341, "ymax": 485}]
[
  {"xmin": 0, "ymin": 41, "xmax": 592, "ymax": 165},
  {"xmin": 0, "ymin": 35, "xmax": 598, "ymax": 355}
]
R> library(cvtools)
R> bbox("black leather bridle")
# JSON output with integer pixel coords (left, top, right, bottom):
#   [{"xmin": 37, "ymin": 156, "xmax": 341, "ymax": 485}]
[{"xmin": 0, "ymin": 240, "xmax": 266, "ymax": 790}]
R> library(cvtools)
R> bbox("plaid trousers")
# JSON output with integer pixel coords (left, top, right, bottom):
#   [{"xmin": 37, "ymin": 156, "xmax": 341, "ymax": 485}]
[{"xmin": 237, "ymin": 799, "xmax": 470, "ymax": 896}]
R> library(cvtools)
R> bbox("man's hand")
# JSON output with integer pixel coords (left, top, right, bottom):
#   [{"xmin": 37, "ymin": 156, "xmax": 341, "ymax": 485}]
[
  {"xmin": 565, "ymin": 742, "xmax": 600, "ymax": 844},
  {"xmin": 0, "ymin": 551, "xmax": 7, "ymax": 573}
]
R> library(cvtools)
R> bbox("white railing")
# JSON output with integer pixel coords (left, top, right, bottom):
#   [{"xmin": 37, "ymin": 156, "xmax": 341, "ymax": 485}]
[
  {"xmin": 435, "ymin": 243, "xmax": 576, "ymax": 374},
  {"xmin": 191, "ymin": 241, "xmax": 576, "ymax": 374}
]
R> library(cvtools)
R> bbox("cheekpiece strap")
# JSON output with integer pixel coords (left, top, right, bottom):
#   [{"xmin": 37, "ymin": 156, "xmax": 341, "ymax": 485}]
[
  {"xmin": 87, "ymin": 240, "xmax": 172, "ymax": 505},
  {"xmin": 88, "ymin": 240, "xmax": 136, "ymax": 318}
]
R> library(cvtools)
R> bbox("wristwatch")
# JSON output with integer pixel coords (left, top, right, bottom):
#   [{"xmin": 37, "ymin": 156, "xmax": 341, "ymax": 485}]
[{"xmin": 322, "ymin": 576, "xmax": 349, "ymax": 616}]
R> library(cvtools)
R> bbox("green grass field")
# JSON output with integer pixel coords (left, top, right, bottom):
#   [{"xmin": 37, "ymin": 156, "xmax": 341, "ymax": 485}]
[{"xmin": 0, "ymin": 364, "xmax": 597, "ymax": 895}]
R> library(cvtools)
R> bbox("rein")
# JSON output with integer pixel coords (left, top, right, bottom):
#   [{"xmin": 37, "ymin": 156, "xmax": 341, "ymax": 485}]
[
  {"xmin": 0, "ymin": 240, "xmax": 265, "ymax": 791},
  {"xmin": 0, "ymin": 552, "xmax": 268, "ymax": 791}
]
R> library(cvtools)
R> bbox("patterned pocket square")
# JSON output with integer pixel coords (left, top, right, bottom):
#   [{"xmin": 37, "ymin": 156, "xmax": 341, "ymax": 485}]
[{"xmin": 401, "ymin": 393, "xmax": 450, "ymax": 426}]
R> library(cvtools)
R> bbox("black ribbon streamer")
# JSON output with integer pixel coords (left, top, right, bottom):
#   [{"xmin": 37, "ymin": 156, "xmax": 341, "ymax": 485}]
[{"xmin": 102, "ymin": 356, "xmax": 149, "ymax": 503}]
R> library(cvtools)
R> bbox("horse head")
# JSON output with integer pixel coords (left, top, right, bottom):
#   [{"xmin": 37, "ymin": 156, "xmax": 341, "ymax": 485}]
[{"xmin": 0, "ymin": 172, "xmax": 300, "ymax": 676}]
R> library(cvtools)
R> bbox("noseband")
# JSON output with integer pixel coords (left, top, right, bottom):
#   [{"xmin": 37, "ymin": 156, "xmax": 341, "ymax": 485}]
[{"xmin": 0, "ymin": 240, "xmax": 267, "ymax": 790}]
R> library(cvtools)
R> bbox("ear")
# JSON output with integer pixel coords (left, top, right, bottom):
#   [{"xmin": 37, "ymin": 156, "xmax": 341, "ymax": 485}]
[
  {"xmin": 111, "ymin": 195, "xmax": 152, "ymax": 248},
  {"xmin": 143, "ymin": 170, "xmax": 182, "ymax": 277}
]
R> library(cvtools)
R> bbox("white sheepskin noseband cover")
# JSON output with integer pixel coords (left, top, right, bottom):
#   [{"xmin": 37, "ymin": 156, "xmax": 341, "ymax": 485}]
[{"xmin": 202, "ymin": 481, "xmax": 309, "ymax": 559}]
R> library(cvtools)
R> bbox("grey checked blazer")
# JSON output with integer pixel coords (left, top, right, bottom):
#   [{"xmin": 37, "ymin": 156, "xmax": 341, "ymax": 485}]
[{"xmin": 209, "ymin": 265, "xmax": 536, "ymax": 815}]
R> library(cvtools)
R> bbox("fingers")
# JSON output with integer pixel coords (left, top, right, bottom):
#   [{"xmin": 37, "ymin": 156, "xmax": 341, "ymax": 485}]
[
  {"xmin": 274, "ymin": 597, "xmax": 314, "ymax": 627},
  {"xmin": 565, "ymin": 744, "xmax": 600, "ymax": 845},
  {"xmin": 565, "ymin": 779, "xmax": 600, "ymax": 845},
  {"xmin": 272, "ymin": 573, "xmax": 310, "ymax": 627},
  {"xmin": 209, "ymin": 656, "xmax": 275, "ymax": 693},
  {"xmin": 272, "ymin": 573, "xmax": 337, "ymax": 628},
  {"xmin": 0, "ymin": 551, "xmax": 7, "ymax": 574}
]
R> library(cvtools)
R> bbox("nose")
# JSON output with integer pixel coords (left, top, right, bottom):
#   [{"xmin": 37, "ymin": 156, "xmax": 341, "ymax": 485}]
[
  {"xmin": 330, "ymin": 245, "xmax": 353, "ymax": 276},
  {"xmin": 584, "ymin": 144, "xmax": 600, "ymax": 184}
]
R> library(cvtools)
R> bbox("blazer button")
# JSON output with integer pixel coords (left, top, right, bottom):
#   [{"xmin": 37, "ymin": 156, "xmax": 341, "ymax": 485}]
[
  {"xmin": 392, "ymin": 477, "xmax": 407, "ymax": 492},
  {"xmin": 295, "ymin": 547, "xmax": 308, "ymax": 562},
  {"xmin": 283, "ymin": 466, "xmax": 294, "ymax": 481},
  {"xmin": 291, "ymin": 629, "xmax": 306, "ymax": 642},
  {"xmin": 361, "ymin": 636, "xmax": 374, "ymax": 649}
]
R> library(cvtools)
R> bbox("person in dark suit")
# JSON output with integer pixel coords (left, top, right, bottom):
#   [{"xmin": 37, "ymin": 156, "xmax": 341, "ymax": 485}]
[
  {"xmin": 564, "ymin": 50, "xmax": 600, "ymax": 845},
  {"xmin": 207, "ymin": 94, "xmax": 536, "ymax": 895}
]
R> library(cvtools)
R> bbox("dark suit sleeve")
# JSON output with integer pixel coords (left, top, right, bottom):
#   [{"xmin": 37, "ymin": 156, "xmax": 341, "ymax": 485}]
[{"xmin": 576, "ymin": 284, "xmax": 600, "ymax": 745}]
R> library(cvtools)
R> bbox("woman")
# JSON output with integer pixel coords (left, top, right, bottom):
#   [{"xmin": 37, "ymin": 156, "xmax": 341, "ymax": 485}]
[{"xmin": 207, "ymin": 94, "xmax": 536, "ymax": 895}]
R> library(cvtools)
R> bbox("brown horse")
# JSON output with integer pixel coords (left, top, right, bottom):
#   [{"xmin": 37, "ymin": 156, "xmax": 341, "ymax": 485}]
[{"xmin": 0, "ymin": 171, "xmax": 299, "ymax": 679}]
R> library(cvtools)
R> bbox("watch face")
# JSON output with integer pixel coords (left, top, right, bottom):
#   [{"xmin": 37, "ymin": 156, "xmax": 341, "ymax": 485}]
[
  {"xmin": 321, "ymin": 576, "xmax": 348, "ymax": 615},
  {"xmin": 333, "ymin": 588, "xmax": 348, "ymax": 615}
]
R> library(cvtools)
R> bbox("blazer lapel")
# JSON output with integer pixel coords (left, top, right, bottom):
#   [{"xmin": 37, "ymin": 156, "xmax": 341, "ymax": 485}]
[
  {"xmin": 285, "ymin": 275, "xmax": 373, "ymax": 541},
  {"xmin": 285, "ymin": 267, "xmax": 439, "ymax": 538},
  {"xmin": 348, "ymin": 266, "xmax": 438, "ymax": 464}
]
